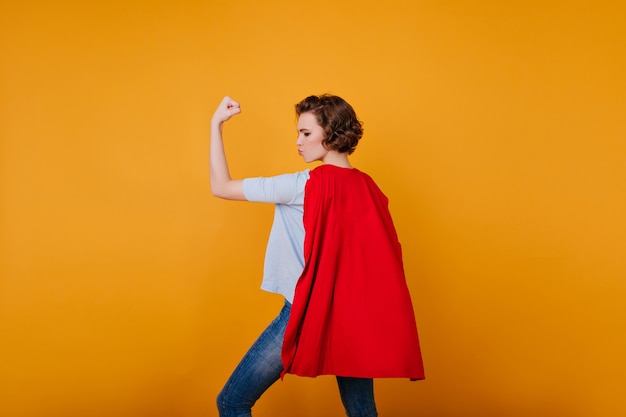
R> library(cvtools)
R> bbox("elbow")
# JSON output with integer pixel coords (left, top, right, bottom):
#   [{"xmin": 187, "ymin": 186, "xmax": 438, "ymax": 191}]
[
  {"xmin": 211, "ymin": 190, "xmax": 227, "ymax": 199},
  {"xmin": 209, "ymin": 176, "xmax": 224, "ymax": 198},
  {"xmin": 210, "ymin": 184, "xmax": 227, "ymax": 199}
]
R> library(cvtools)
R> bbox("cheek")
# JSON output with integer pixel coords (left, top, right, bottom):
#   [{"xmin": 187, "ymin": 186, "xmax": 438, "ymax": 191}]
[
  {"xmin": 314, "ymin": 133, "xmax": 326, "ymax": 147},
  {"xmin": 313, "ymin": 141, "xmax": 325, "ymax": 152}
]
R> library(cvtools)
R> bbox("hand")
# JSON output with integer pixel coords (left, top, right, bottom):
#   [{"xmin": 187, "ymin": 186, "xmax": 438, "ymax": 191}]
[{"xmin": 212, "ymin": 96, "xmax": 241, "ymax": 124}]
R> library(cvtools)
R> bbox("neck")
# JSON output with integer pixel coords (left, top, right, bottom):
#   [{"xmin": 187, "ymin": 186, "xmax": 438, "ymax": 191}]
[{"xmin": 322, "ymin": 151, "xmax": 352, "ymax": 168}]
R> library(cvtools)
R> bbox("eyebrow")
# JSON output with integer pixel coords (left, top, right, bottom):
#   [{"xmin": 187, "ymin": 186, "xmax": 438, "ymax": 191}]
[{"xmin": 298, "ymin": 128, "xmax": 311, "ymax": 132}]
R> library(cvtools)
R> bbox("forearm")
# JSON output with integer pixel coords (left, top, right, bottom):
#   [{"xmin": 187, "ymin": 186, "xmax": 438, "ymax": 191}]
[
  {"xmin": 208, "ymin": 96, "xmax": 245, "ymax": 200},
  {"xmin": 209, "ymin": 120, "xmax": 244, "ymax": 200},
  {"xmin": 209, "ymin": 120, "xmax": 229, "ymax": 188}
]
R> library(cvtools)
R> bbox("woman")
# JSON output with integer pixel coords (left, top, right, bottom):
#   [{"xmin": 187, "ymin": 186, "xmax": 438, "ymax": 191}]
[{"xmin": 210, "ymin": 94, "xmax": 424, "ymax": 417}]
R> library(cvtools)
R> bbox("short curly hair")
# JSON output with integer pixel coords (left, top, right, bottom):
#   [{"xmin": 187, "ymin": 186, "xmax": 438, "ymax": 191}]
[{"xmin": 295, "ymin": 94, "xmax": 363, "ymax": 155}]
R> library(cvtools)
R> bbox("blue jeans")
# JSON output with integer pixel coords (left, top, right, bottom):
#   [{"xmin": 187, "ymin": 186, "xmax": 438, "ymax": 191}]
[{"xmin": 217, "ymin": 301, "xmax": 378, "ymax": 417}]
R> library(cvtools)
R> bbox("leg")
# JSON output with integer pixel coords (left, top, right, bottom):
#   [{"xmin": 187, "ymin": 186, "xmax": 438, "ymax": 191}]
[
  {"xmin": 217, "ymin": 301, "xmax": 291, "ymax": 417},
  {"xmin": 336, "ymin": 376, "xmax": 378, "ymax": 417}
]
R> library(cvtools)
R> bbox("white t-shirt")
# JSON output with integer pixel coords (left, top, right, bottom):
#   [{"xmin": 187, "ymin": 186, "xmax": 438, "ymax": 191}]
[{"xmin": 242, "ymin": 169, "xmax": 310, "ymax": 302}]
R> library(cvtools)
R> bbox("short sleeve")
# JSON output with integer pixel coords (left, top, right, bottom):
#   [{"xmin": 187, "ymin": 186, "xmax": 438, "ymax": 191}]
[{"xmin": 243, "ymin": 170, "xmax": 310, "ymax": 204}]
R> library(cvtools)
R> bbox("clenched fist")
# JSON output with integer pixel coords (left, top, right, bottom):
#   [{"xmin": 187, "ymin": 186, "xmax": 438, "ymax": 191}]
[{"xmin": 212, "ymin": 96, "xmax": 241, "ymax": 124}]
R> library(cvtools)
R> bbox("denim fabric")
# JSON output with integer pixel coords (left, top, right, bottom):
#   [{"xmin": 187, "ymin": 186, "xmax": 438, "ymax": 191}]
[{"xmin": 217, "ymin": 301, "xmax": 377, "ymax": 417}]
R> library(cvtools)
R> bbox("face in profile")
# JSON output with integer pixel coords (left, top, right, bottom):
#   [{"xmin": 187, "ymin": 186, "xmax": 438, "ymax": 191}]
[{"xmin": 296, "ymin": 112, "xmax": 329, "ymax": 163}]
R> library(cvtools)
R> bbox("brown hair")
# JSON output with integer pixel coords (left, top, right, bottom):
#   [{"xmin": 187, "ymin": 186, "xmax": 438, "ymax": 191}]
[{"xmin": 295, "ymin": 94, "xmax": 363, "ymax": 155}]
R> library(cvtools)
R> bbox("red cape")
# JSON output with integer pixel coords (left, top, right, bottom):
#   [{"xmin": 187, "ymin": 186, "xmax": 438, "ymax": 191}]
[{"xmin": 281, "ymin": 165, "xmax": 425, "ymax": 380}]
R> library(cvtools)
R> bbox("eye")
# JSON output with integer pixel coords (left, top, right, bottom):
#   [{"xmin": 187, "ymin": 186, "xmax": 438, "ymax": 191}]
[{"xmin": 303, "ymin": 132, "xmax": 311, "ymax": 137}]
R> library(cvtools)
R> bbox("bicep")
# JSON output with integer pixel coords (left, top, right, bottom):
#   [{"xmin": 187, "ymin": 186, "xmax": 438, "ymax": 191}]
[{"xmin": 212, "ymin": 179, "xmax": 246, "ymax": 201}]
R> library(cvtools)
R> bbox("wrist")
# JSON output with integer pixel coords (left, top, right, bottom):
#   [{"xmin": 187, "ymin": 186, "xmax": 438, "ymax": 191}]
[{"xmin": 211, "ymin": 118, "xmax": 224, "ymax": 129}]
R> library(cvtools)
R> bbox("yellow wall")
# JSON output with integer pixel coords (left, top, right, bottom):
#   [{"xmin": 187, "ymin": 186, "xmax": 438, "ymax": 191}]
[{"xmin": 1, "ymin": 1, "xmax": 625, "ymax": 416}]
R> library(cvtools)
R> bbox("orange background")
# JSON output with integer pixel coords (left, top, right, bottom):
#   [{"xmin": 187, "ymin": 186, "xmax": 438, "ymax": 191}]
[{"xmin": 1, "ymin": 1, "xmax": 625, "ymax": 416}]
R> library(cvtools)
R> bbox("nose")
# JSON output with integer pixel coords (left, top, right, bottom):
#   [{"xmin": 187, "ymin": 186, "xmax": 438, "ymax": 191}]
[{"xmin": 295, "ymin": 135, "xmax": 302, "ymax": 146}]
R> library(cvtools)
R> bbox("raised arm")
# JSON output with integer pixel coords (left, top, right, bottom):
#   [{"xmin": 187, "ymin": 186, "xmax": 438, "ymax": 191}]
[{"xmin": 210, "ymin": 96, "xmax": 246, "ymax": 200}]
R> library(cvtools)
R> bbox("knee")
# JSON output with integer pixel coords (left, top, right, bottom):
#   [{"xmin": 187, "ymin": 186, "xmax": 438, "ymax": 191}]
[
  {"xmin": 216, "ymin": 390, "xmax": 225, "ymax": 416},
  {"xmin": 216, "ymin": 389, "xmax": 232, "ymax": 417},
  {"xmin": 216, "ymin": 389, "xmax": 230, "ymax": 417},
  {"xmin": 216, "ymin": 388, "xmax": 251, "ymax": 417}
]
